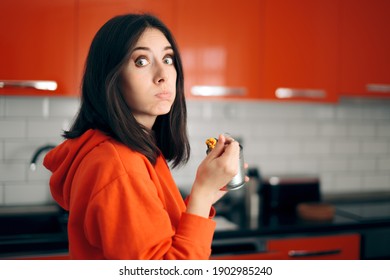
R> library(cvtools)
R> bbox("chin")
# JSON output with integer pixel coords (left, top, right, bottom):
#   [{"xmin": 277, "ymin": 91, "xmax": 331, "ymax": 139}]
[{"xmin": 155, "ymin": 104, "xmax": 173, "ymax": 116}]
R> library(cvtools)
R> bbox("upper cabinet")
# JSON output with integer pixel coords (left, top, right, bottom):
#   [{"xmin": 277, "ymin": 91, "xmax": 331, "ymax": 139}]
[
  {"xmin": 76, "ymin": 0, "xmax": 175, "ymax": 90},
  {"xmin": 0, "ymin": 0, "xmax": 175, "ymax": 97},
  {"xmin": 0, "ymin": 0, "xmax": 77, "ymax": 96},
  {"xmin": 339, "ymin": 0, "xmax": 390, "ymax": 97},
  {"xmin": 1, "ymin": 0, "xmax": 389, "ymax": 101},
  {"xmin": 262, "ymin": 0, "xmax": 339, "ymax": 102},
  {"xmin": 174, "ymin": 0, "xmax": 265, "ymax": 99}
]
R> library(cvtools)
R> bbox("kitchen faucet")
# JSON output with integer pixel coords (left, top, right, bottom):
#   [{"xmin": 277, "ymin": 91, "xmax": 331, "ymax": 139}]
[{"xmin": 30, "ymin": 144, "xmax": 56, "ymax": 171}]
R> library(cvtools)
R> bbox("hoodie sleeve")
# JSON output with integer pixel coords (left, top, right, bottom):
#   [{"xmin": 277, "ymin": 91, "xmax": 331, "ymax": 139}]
[{"xmin": 83, "ymin": 166, "xmax": 216, "ymax": 260}]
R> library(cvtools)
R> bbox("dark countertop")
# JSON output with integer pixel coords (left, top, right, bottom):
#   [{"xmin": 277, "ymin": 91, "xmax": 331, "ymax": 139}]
[
  {"xmin": 1, "ymin": 192, "xmax": 389, "ymax": 259},
  {"xmin": 213, "ymin": 192, "xmax": 390, "ymax": 239},
  {"xmin": 0, "ymin": 205, "xmax": 68, "ymax": 259},
  {"xmin": 211, "ymin": 193, "xmax": 390, "ymax": 258}
]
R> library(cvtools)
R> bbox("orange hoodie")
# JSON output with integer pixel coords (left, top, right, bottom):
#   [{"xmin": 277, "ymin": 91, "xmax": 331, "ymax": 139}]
[{"xmin": 44, "ymin": 129, "xmax": 216, "ymax": 260}]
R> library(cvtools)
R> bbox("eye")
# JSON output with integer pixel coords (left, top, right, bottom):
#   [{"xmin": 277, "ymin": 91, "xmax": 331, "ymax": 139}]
[
  {"xmin": 134, "ymin": 57, "xmax": 149, "ymax": 67},
  {"xmin": 163, "ymin": 55, "xmax": 174, "ymax": 65}
]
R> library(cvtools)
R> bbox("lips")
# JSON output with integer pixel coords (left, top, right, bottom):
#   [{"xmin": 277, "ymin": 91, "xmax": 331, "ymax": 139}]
[{"xmin": 155, "ymin": 92, "xmax": 172, "ymax": 100}]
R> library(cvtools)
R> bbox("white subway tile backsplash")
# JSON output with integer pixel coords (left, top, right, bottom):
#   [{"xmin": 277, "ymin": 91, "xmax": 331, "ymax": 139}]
[
  {"xmin": 245, "ymin": 141, "xmax": 269, "ymax": 157},
  {"xmin": 378, "ymin": 158, "xmax": 390, "ymax": 171},
  {"xmin": 287, "ymin": 158, "xmax": 319, "ymax": 174},
  {"xmin": 332, "ymin": 140, "xmax": 360, "ymax": 154},
  {"xmin": 347, "ymin": 123, "xmax": 375, "ymax": 137},
  {"xmin": 48, "ymin": 97, "xmax": 80, "ymax": 117},
  {"xmin": 335, "ymin": 104, "xmax": 363, "ymax": 120},
  {"xmin": 287, "ymin": 122, "xmax": 318, "ymax": 137},
  {"xmin": 0, "ymin": 97, "xmax": 5, "ymax": 117},
  {"xmin": 4, "ymin": 184, "xmax": 52, "ymax": 205},
  {"xmin": 362, "ymin": 174, "xmax": 390, "ymax": 192},
  {"xmin": 0, "ymin": 162, "xmax": 26, "ymax": 181},
  {"xmin": 302, "ymin": 105, "xmax": 335, "ymax": 120},
  {"xmin": 320, "ymin": 173, "xmax": 337, "ymax": 194},
  {"xmin": 321, "ymin": 158, "xmax": 349, "ymax": 172},
  {"xmin": 303, "ymin": 140, "xmax": 331, "ymax": 155},
  {"xmin": 361, "ymin": 141, "xmax": 389, "ymax": 154},
  {"xmin": 1, "ymin": 96, "xmax": 390, "ymax": 205},
  {"xmin": 0, "ymin": 184, "xmax": 4, "ymax": 203},
  {"xmin": 27, "ymin": 119, "xmax": 68, "ymax": 139},
  {"xmin": 376, "ymin": 123, "xmax": 390, "ymax": 137},
  {"xmin": 319, "ymin": 123, "xmax": 348, "ymax": 137},
  {"xmin": 252, "ymin": 122, "xmax": 287, "ymax": 137},
  {"xmin": 5, "ymin": 97, "xmax": 47, "ymax": 117},
  {"xmin": 362, "ymin": 105, "xmax": 390, "ymax": 120},
  {"xmin": 257, "ymin": 157, "xmax": 289, "ymax": 175},
  {"xmin": 4, "ymin": 140, "xmax": 46, "ymax": 160},
  {"xmin": 347, "ymin": 123, "xmax": 376, "ymax": 137},
  {"xmin": 0, "ymin": 141, "xmax": 4, "ymax": 161},
  {"xmin": 349, "ymin": 158, "xmax": 377, "ymax": 171},
  {"xmin": 333, "ymin": 173, "xmax": 363, "ymax": 193},
  {"xmin": 270, "ymin": 141, "xmax": 302, "ymax": 155},
  {"xmin": 27, "ymin": 164, "xmax": 52, "ymax": 181},
  {"xmin": 0, "ymin": 120, "xmax": 26, "ymax": 138}
]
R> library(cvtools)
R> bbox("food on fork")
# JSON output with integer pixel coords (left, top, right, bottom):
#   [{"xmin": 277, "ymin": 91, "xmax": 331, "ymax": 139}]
[{"xmin": 205, "ymin": 137, "xmax": 217, "ymax": 151}]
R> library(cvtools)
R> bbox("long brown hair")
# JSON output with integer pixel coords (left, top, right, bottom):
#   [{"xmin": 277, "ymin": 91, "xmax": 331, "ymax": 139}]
[{"xmin": 64, "ymin": 14, "xmax": 190, "ymax": 168}]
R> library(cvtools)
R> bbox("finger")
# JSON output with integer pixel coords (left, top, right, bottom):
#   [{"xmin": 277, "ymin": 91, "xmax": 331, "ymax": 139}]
[
  {"xmin": 208, "ymin": 134, "xmax": 226, "ymax": 158},
  {"xmin": 223, "ymin": 135, "xmax": 235, "ymax": 145},
  {"xmin": 218, "ymin": 139, "xmax": 239, "ymax": 160}
]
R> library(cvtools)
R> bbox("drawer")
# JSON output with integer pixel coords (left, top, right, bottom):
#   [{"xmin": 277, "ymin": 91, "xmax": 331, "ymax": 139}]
[{"xmin": 267, "ymin": 233, "xmax": 360, "ymax": 260}]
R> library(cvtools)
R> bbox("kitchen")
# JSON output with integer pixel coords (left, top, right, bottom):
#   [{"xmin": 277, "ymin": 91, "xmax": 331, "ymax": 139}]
[{"xmin": 0, "ymin": 0, "xmax": 390, "ymax": 260}]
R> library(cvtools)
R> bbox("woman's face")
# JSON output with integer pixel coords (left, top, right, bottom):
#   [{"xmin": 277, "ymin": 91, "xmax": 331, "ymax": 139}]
[{"xmin": 121, "ymin": 28, "xmax": 177, "ymax": 129}]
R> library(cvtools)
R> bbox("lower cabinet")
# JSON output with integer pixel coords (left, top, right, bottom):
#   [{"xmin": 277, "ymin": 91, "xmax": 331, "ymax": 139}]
[
  {"xmin": 361, "ymin": 228, "xmax": 390, "ymax": 260},
  {"xmin": 211, "ymin": 233, "xmax": 360, "ymax": 260},
  {"xmin": 267, "ymin": 233, "xmax": 360, "ymax": 260},
  {"xmin": 16, "ymin": 254, "xmax": 69, "ymax": 260}
]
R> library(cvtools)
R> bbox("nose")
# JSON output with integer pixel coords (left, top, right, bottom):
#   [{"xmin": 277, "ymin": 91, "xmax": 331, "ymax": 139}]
[{"xmin": 153, "ymin": 62, "xmax": 168, "ymax": 84}]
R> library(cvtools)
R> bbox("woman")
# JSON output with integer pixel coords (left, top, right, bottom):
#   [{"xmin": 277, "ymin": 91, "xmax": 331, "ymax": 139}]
[{"xmin": 44, "ymin": 14, "xmax": 240, "ymax": 260}]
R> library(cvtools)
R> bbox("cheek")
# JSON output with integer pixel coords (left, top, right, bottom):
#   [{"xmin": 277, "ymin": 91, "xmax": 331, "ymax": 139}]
[
  {"xmin": 122, "ymin": 72, "xmax": 143, "ymax": 97},
  {"xmin": 171, "ymin": 70, "xmax": 178, "ymax": 89}
]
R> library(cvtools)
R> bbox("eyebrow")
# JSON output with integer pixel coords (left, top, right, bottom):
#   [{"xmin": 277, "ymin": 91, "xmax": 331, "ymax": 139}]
[{"xmin": 131, "ymin": 46, "xmax": 173, "ymax": 53}]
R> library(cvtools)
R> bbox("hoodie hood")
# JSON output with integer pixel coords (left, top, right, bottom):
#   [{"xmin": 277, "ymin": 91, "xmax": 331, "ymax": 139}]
[{"xmin": 43, "ymin": 129, "xmax": 110, "ymax": 210}]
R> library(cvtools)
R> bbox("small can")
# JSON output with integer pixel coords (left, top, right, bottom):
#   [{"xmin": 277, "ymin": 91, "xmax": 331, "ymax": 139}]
[
  {"xmin": 206, "ymin": 139, "xmax": 246, "ymax": 191},
  {"xmin": 226, "ymin": 144, "xmax": 246, "ymax": 190}
]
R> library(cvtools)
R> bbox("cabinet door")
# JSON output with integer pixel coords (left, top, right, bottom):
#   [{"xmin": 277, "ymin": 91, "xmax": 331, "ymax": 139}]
[
  {"xmin": 340, "ymin": 0, "xmax": 390, "ymax": 97},
  {"xmin": 174, "ymin": 0, "xmax": 265, "ymax": 99},
  {"xmin": 263, "ymin": 0, "xmax": 339, "ymax": 102},
  {"xmin": 76, "ymin": 0, "xmax": 175, "ymax": 89},
  {"xmin": 0, "ymin": 0, "xmax": 77, "ymax": 96},
  {"xmin": 267, "ymin": 233, "xmax": 360, "ymax": 260},
  {"xmin": 211, "ymin": 251, "xmax": 284, "ymax": 260}
]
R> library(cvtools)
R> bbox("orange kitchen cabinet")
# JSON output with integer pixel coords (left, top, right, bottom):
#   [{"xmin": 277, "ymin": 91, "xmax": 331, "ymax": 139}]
[
  {"xmin": 211, "ymin": 251, "xmax": 284, "ymax": 260},
  {"xmin": 267, "ymin": 233, "xmax": 360, "ymax": 260},
  {"xmin": 174, "ymin": 0, "xmax": 265, "ymax": 99},
  {"xmin": 339, "ymin": 0, "xmax": 390, "ymax": 97},
  {"xmin": 8, "ymin": 253, "xmax": 69, "ymax": 260},
  {"xmin": 0, "ymin": 0, "xmax": 77, "ymax": 96},
  {"xmin": 263, "ymin": 0, "xmax": 339, "ymax": 102},
  {"xmin": 76, "ymin": 0, "xmax": 175, "ymax": 90}
]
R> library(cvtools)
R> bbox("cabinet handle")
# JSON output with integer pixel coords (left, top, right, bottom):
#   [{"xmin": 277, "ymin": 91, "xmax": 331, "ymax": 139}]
[
  {"xmin": 366, "ymin": 84, "xmax": 390, "ymax": 93},
  {"xmin": 275, "ymin": 88, "xmax": 326, "ymax": 99},
  {"xmin": 191, "ymin": 85, "xmax": 246, "ymax": 96},
  {"xmin": 0, "ymin": 80, "xmax": 57, "ymax": 91},
  {"xmin": 288, "ymin": 249, "xmax": 341, "ymax": 258}
]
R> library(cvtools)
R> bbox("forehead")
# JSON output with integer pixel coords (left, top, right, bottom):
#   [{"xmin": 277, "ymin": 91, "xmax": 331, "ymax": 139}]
[{"xmin": 134, "ymin": 28, "xmax": 171, "ymax": 48}]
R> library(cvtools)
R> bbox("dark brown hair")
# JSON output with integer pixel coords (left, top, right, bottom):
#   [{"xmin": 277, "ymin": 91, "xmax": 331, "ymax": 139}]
[{"xmin": 64, "ymin": 14, "xmax": 190, "ymax": 168}]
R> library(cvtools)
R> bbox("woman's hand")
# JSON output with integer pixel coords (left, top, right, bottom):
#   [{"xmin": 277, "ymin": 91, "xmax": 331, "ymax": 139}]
[{"xmin": 186, "ymin": 134, "xmax": 240, "ymax": 218}]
